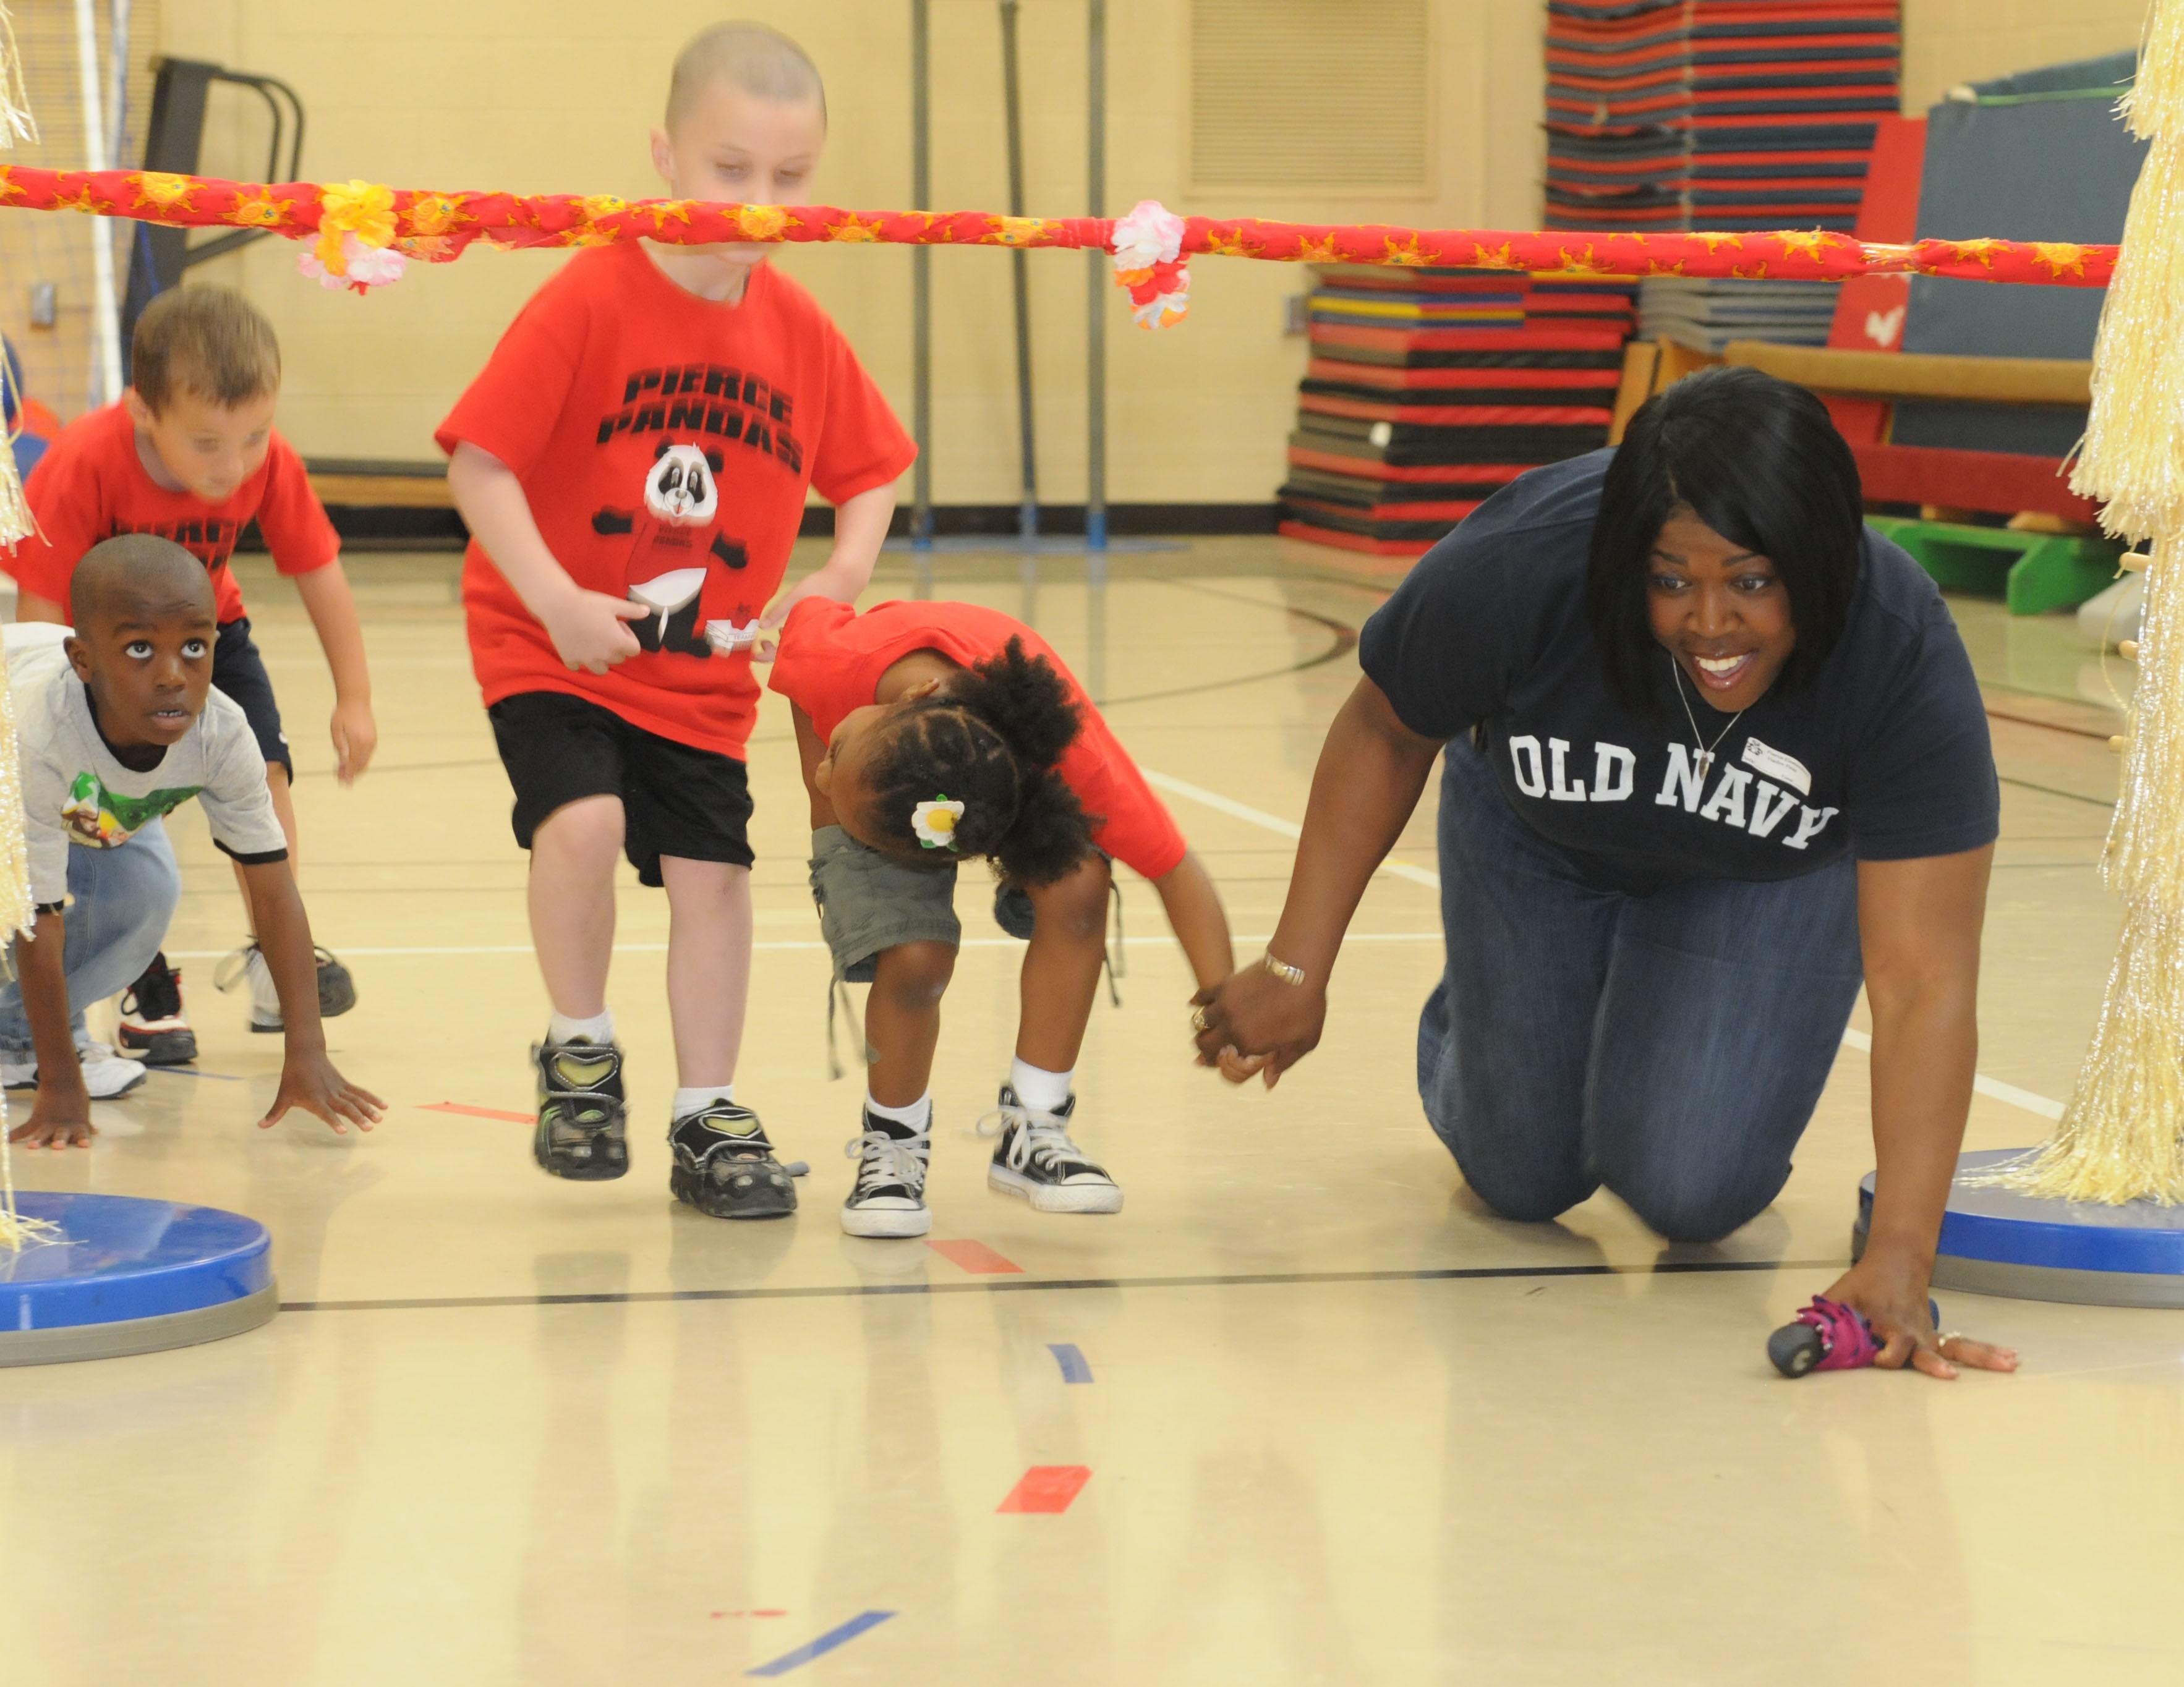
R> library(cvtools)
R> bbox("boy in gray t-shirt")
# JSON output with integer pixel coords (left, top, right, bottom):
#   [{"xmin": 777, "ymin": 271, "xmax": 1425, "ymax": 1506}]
[{"xmin": 1, "ymin": 535, "xmax": 382, "ymax": 1147}]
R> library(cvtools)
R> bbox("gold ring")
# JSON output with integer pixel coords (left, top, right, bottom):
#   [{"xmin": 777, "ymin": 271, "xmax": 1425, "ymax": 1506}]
[{"xmin": 1191, "ymin": 1007, "xmax": 1211, "ymax": 1032}]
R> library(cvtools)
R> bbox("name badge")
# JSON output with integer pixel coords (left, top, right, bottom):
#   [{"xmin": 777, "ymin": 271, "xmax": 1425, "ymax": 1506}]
[{"xmin": 1743, "ymin": 737, "xmax": 1811, "ymax": 796}]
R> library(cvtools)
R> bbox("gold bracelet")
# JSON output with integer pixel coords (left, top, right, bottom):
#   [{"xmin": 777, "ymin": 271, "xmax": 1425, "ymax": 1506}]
[{"xmin": 1261, "ymin": 951, "xmax": 1307, "ymax": 988}]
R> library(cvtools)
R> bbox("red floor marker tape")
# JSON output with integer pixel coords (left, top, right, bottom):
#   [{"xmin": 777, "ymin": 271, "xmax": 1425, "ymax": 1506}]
[
  {"xmin": 925, "ymin": 1239, "xmax": 1023, "ymax": 1275},
  {"xmin": 419, "ymin": 1103, "xmax": 534, "ymax": 1123},
  {"xmin": 996, "ymin": 1465, "xmax": 1091, "ymax": 1513}
]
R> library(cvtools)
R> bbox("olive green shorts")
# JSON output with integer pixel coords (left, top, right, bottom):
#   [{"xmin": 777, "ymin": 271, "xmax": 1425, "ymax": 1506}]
[{"xmin": 808, "ymin": 825, "xmax": 962, "ymax": 984}]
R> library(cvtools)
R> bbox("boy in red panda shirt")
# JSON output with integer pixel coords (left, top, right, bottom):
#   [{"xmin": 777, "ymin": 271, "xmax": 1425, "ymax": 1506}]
[{"xmin": 439, "ymin": 23, "xmax": 914, "ymax": 1217}]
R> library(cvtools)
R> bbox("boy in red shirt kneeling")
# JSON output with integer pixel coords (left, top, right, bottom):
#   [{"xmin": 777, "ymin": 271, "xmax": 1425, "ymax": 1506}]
[
  {"xmin": 440, "ymin": 23, "xmax": 914, "ymax": 1217},
  {"xmin": 6, "ymin": 287, "xmax": 373, "ymax": 1060},
  {"xmin": 770, "ymin": 597, "xmax": 1237, "ymax": 1237}
]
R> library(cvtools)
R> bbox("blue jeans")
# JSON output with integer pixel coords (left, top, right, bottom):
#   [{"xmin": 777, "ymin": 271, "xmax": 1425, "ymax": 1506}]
[
  {"xmin": 0, "ymin": 820, "xmax": 181, "ymax": 1058},
  {"xmin": 1419, "ymin": 741, "xmax": 1863, "ymax": 1243}
]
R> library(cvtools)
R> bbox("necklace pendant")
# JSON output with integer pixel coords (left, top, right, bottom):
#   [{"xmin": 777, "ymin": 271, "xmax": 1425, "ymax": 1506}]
[{"xmin": 1697, "ymin": 750, "xmax": 1714, "ymax": 781}]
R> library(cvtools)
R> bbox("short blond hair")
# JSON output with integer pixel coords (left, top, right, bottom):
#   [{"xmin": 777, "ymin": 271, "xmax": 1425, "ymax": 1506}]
[
  {"xmin": 666, "ymin": 22, "xmax": 826, "ymax": 131},
  {"xmin": 130, "ymin": 287, "xmax": 280, "ymax": 414}
]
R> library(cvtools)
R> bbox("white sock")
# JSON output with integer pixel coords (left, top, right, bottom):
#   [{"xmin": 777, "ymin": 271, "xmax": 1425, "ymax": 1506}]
[
  {"xmin": 865, "ymin": 1090, "xmax": 932, "ymax": 1132},
  {"xmin": 1009, "ymin": 1058, "xmax": 1073, "ymax": 1113},
  {"xmin": 673, "ymin": 1085, "xmax": 735, "ymax": 1116},
  {"xmin": 549, "ymin": 1009, "xmax": 615, "ymax": 1045}
]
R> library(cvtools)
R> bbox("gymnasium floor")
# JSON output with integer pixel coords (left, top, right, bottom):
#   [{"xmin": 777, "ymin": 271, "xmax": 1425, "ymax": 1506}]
[{"xmin": 4, "ymin": 540, "xmax": 2177, "ymax": 1686}]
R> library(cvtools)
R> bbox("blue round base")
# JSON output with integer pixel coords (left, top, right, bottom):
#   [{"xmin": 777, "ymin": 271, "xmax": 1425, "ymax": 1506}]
[
  {"xmin": 1853, "ymin": 1149, "xmax": 2184, "ymax": 1307},
  {"xmin": 0, "ymin": 1192, "xmax": 276, "ymax": 1366}
]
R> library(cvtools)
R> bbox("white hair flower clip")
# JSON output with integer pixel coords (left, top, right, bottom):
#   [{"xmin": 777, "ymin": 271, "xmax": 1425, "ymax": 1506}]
[{"xmin": 911, "ymin": 796, "xmax": 965, "ymax": 851}]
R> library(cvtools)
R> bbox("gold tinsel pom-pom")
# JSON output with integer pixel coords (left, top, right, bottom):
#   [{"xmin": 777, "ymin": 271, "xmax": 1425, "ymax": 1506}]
[
  {"xmin": 0, "ymin": 2, "xmax": 34, "ymax": 149},
  {"xmin": 1988, "ymin": 0, "xmax": 2184, "ymax": 1204}
]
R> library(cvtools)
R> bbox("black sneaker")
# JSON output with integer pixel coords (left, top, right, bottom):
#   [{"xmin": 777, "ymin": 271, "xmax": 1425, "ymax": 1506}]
[
  {"xmin": 316, "ymin": 949, "xmax": 358, "ymax": 1018},
  {"xmin": 979, "ymin": 1086, "xmax": 1123, "ymax": 1213},
  {"xmin": 669, "ymin": 1102, "xmax": 797, "ymax": 1218},
  {"xmin": 216, "ymin": 941, "xmax": 359, "ymax": 1031},
  {"xmin": 840, "ymin": 1105, "xmax": 932, "ymax": 1238},
  {"xmin": 532, "ymin": 1037, "xmax": 629, "ymax": 1181},
  {"xmin": 118, "ymin": 952, "xmax": 198, "ymax": 1066}
]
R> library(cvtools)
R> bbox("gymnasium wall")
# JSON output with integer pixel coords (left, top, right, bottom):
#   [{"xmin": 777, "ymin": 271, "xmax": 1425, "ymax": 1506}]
[
  {"xmin": 153, "ymin": 0, "xmax": 2152, "ymax": 508},
  {"xmin": 156, "ymin": 0, "xmax": 1544, "ymax": 506}
]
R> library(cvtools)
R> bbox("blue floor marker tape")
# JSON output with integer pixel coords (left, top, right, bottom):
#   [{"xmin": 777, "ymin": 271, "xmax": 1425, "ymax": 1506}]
[
  {"xmin": 1047, "ymin": 1341, "xmax": 1093, "ymax": 1383},
  {"xmin": 146, "ymin": 1068, "xmax": 249, "ymax": 1082},
  {"xmin": 745, "ymin": 1610, "xmax": 895, "ymax": 1676}
]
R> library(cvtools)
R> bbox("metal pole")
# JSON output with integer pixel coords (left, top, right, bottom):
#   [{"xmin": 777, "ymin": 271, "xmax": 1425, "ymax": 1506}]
[
  {"xmin": 74, "ymin": 0, "xmax": 122, "ymax": 408},
  {"xmin": 911, "ymin": 0, "xmax": 934, "ymax": 549},
  {"xmin": 1000, "ymin": 0, "xmax": 1039, "ymax": 541},
  {"xmin": 1085, "ymin": 0, "xmax": 1107, "ymax": 551}
]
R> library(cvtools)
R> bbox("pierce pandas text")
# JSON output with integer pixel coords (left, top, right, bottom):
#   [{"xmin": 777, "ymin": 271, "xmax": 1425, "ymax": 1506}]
[{"xmin": 596, "ymin": 363, "xmax": 804, "ymax": 472}]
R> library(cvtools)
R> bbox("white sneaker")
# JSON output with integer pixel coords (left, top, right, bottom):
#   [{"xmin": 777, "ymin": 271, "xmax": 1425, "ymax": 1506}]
[
  {"xmin": 841, "ymin": 1107, "xmax": 934, "ymax": 1238},
  {"xmin": 215, "ymin": 940, "xmax": 360, "ymax": 1032},
  {"xmin": 215, "ymin": 940, "xmax": 283, "ymax": 1032},
  {"xmin": 0, "ymin": 1040, "xmax": 147, "ymax": 1098}
]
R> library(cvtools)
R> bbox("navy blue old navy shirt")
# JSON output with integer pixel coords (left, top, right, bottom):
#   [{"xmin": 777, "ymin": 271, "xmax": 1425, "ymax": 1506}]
[{"xmin": 1358, "ymin": 451, "xmax": 2000, "ymax": 895}]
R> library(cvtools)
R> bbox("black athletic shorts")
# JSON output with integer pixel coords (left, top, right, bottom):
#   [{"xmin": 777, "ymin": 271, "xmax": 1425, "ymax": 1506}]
[
  {"xmin": 487, "ymin": 690, "xmax": 755, "ymax": 888},
  {"xmin": 213, "ymin": 616, "xmax": 292, "ymax": 777}
]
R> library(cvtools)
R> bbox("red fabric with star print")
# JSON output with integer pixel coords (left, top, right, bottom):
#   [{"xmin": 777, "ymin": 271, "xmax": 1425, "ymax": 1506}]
[{"xmin": 437, "ymin": 242, "xmax": 915, "ymax": 759}]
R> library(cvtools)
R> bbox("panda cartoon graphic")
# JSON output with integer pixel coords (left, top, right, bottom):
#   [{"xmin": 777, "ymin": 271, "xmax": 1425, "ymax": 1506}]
[{"xmin": 591, "ymin": 442, "xmax": 754, "ymax": 657}]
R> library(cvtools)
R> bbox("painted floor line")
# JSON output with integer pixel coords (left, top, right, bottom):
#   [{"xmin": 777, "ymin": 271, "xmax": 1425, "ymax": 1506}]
[
  {"xmin": 926, "ymin": 1239, "xmax": 1024, "ymax": 1275},
  {"xmin": 744, "ymin": 1610, "xmax": 895, "ymax": 1676},
  {"xmin": 997, "ymin": 1465, "xmax": 1091, "ymax": 1514},
  {"xmin": 1838, "ymin": 1028, "xmax": 2065, "ymax": 1121},
  {"xmin": 419, "ymin": 1102, "xmax": 534, "ymax": 1123},
  {"xmin": 1048, "ymin": 1341, "xmax": 1094, "ymax": 1383},
  {"xmin": 278, "ymin": 1257, "xmax": 1846, "ymax": 1313},
  {"xmin": 145, "ymin": 1066, "xmax": 249, "ymax": 1082},
  {"xmin": 1145, "ymin": 770, "xmax": 1443, "ymax": 890}
]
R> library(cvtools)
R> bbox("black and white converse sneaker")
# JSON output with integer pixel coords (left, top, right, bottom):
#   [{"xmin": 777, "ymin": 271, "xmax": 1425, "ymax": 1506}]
[
  {"xmin": 532, "ymin": 1036, "xmax": 629, "ymax": 1181},
  {"xmin": 841, "ymin": 1105, "xmax": 933, "ymax": 1238},
  {"xmin": 979, "ymin": 1086, "xmax": 1123, "ymax": 1213},
  {"xmin": 669, "ymin": 1102, "xmax": 797, "ymax": 1218},
  {"xmin": 118, "ymin": 952, "xmax": 197, "ymax": 1066}
]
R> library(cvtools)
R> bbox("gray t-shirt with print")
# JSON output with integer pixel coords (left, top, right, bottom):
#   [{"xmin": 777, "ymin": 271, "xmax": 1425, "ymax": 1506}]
[{"xmin": 6, "ymin": 623, "xmax": 288, "ymax": 907}]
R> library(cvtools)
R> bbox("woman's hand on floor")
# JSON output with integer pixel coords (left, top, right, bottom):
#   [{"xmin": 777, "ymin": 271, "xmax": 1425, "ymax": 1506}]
[
  {"xmin": 1192, "ymin": 967, "xmax": 1327, "ymax": 1089},
  {"xmin": 1825, "ymin": 1249, "xmax": 2019, "ymax": 1379}
]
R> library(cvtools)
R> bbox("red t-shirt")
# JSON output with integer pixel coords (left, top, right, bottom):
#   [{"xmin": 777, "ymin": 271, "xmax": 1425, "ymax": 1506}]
[
  {"xmin": 769, "ymin": 597, "xmax": 1190, "ymax": 880},
  {"xmin": 6, "ymin": 401, "xmax": 339, "ymax": 624},
  {"xmin": 437, "ymin": 244, "xmax": 917, "ymax": 759}
]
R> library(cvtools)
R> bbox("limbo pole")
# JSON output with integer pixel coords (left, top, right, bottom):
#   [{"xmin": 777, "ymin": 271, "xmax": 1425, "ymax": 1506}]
[
  {"xmin": 910, "ymin": 0, "xmax": 934, "ymax": 549},
  {"xmin": 1000, "ymin": 0, "xmax": 1038, "ymax": 540},
  {"xmin": 1085, "ymin": 0, "xmax": 1107, "ymax": 551}
]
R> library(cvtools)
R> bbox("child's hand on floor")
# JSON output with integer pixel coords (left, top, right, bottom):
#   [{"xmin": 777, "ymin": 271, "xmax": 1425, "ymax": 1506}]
[
  {"xmin": 10, "ymin": 1092, "xmax": 95, "ymax": 1150},
  {"xmin": 331, "ymin": 697, "xmax": 378, "ymax": 785},
  {"xmin": 258, "ymin": 1052, "xmax": 385, "ymax": 1136},
  {"xmin": 542, "ymin": 590, "xmax": 649, "ymax": 674}
]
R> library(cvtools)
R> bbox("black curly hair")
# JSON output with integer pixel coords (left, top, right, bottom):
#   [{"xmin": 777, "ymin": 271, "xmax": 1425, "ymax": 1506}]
[{"xmin": 856, "ymin": 637, "xmax": 1096, "ymax": 886}]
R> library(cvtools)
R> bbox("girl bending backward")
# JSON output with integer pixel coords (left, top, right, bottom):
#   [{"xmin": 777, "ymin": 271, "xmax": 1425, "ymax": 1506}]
[{"xmin": 770, "ymin": 597, "xmax": 1234, "ymax": 1238}]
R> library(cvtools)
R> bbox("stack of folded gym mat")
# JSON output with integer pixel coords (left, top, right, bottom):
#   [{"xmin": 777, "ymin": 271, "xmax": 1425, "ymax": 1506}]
[
  {"xmin": 1637, "ymin": 274, "xmax": 1840, "ymax": 351},
  {"xmin": 1276, "ymin": 268, "xmax": 1635, "ymax": 557},
  {"xmin": 1546, "ymin": 0, "xmax": 1901, "ymax": 235}
]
